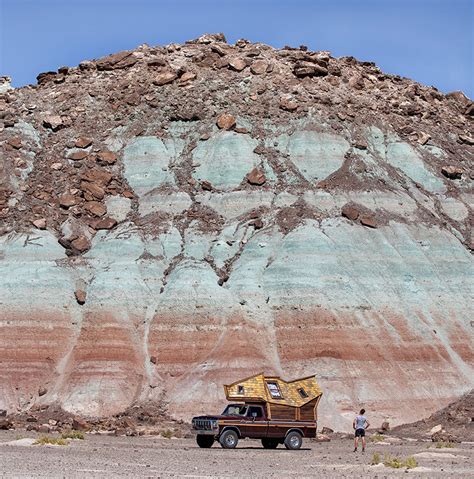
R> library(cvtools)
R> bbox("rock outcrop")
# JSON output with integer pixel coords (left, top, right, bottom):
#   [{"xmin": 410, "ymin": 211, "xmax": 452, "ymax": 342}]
[{"xmin": 0, "ymin": 34, "xmax": 472, "ymax": 430}]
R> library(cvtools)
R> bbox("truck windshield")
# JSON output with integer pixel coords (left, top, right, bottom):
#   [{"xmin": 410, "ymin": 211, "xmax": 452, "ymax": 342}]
[{"xmin": 222, "ymin": 405, "xmax": 247, "ymax": 416}]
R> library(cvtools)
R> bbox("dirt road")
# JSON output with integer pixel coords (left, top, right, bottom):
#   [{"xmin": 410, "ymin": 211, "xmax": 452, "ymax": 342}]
[{"xmin": 1, "ymin": 431, "xmax": 473, "ymax": 478}]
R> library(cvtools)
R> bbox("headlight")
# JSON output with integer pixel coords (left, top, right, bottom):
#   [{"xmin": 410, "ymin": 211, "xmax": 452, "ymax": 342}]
[{"xmin": 211, "ymin": 420, "xmax": 219, "ymax": 429}]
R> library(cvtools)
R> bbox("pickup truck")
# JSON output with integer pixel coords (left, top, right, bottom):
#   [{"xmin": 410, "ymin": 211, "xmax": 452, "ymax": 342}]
[{"xmin": 191, "ymin": 402, "xmax": 317, "ymax": 449}]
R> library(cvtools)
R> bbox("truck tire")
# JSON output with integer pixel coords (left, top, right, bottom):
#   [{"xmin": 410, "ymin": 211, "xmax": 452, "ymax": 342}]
[
  {"xmin": 219, "ymin": 429, "xmax": 239, "ymax": 449},
  {"xmin": 261, "ymin": 438, "xmax": 279, "ymax": 449},
  {"xmin": 196, "ymin": 435, "xmax": 214, "ymax": 448},
  {"xmin": 284, "ymin": 431, "xmax": 303, "ymax": 450}
]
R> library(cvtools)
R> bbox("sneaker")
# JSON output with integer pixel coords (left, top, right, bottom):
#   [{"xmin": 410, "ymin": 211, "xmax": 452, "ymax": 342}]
[
  {"xmin": 353, "ymin": 447, "xmax": 357, "ymax": 452},
  {"xmin": 362, "ymin": 448, "xmax": 365, "ymax": 453}
]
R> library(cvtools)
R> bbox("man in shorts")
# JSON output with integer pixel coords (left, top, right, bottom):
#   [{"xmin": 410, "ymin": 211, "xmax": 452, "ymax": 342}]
[{"xmin": 353, "ymin": 408, "xmax": 369, "ymax": 452}]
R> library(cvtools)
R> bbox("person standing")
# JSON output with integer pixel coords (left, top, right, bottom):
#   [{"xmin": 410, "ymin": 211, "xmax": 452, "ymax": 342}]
[{"xmin": 353, "ymin": 408, "xmax": 370, "ymax": 452}]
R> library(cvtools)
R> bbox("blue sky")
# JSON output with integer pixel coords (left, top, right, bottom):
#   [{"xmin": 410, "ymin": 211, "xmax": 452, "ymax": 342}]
[{"xmin": 0, "ymin": 0, "xmax": 472, "ymax": 97}]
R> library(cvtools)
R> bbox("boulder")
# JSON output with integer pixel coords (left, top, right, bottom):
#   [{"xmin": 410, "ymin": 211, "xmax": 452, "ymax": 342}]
[
  {"xmin": 0, "ymin": 409, "xmax": 6, "ymax": 417},
  {"xmin": 38, "ymin": 424, "xmax": 51, "ymax": 433},
  {"xmin": 95, "ymin": 51, "xmax": 138, "ymax": 71},
  {"xmin": 246, "ymin": 167, "xmax": 266, "ymax": 186},
  {"xmin": 293, "ymin": 61, "xmax": 328, "ymax": 77},
  {"xmin": 360, "ymin": 215, "xmax": 378, "ymax": 228},
  {"xmin": 201, "ymin": 180, "xmax": 213, "ymax": 191},
  {"xmin": 381, "ymin": 421, "xmax": 390, "ymax": 431},
  {"xmin": 417, "ymin": 132, "xmax": 431, "ymax": 145},
  {"xmin": 228, "ymin": 57, "xmax": 247, "ymax": 71},
  {"xmin": 430, "ymin": 424, "xmax": 443, "ymax": 435},
  {"xmin": 0, "ymin": 418, "xmax": 13, "ymax": 430},
  {"xmin": 321, "ymin": 426, "xmax": 334, "ymax": 434},
  {"xmin": 72, "ymin": 418, "xmax": 89, "ymax": 431},
  {"xmin": 441, "ymin": 166, "xmax": 462, "ymax": 179},
  {"xmin": 341, "ymin": 204, "xmax": 359, "ymax": 221},
  {"xmin": 38, "ymin": 386, "xmax": 47, "ymax": 396},
  {"xmin": 216, "ymin": 113, "xmax": 236, "ymax": 130},
  {"xmin": 315, "ymin": 434, "xmax": 331, "ymax": 442},
  {"xmin": 153, "ymin": 71, "xmax": 177, "ymax": 86},
  {"xmin": 75, "ymin": 289, "xmax": 87, "ymax": 305},
  {"xmin": 250, "ymin": 60, "xmax": 268, "ymax": 75},
  {"xmin": 349, "ymin": 74, "xmax": 365, "ymax": 90}
]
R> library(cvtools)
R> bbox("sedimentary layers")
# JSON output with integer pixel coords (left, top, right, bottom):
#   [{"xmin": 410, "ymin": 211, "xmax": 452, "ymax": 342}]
[{"xmin": 0, "ymin": 34, "xmax": 472, "ymax": 430}]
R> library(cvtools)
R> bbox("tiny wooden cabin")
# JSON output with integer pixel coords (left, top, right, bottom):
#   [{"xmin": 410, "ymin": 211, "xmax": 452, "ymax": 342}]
[{"xmin": 224, "ymin": 373, "xmax": 323, "ymax": 421}]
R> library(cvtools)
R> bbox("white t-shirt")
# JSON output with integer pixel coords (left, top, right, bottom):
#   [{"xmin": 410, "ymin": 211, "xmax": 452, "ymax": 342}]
[{"xmin": 355, "ymin": 415, "xmax": 367, "ymax": 429}]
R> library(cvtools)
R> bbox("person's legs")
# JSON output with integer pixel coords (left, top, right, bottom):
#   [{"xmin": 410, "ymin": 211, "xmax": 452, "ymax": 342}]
[
  {"xmin": 354, "ymin": 434, "xmax": 359, "ymax": 451},
  {"xmin": 362, "ymin": 436, "xmax": 366, "ymax": 452}
]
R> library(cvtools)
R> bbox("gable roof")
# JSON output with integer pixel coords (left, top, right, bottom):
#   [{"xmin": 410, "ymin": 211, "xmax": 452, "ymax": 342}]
[{"xmin": 224, "ymin": 372, "xmax": 322, "ymax": 408}]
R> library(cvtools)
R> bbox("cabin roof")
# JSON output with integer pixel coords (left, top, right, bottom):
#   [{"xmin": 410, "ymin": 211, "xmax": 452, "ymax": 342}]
[{"xmin": 224, "ymin": 372, "xmax": 323, "ymax": 407}]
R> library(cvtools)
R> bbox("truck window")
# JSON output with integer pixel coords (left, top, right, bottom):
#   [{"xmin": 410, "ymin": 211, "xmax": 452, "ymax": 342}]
[
  {"xmin": 222, "ymin": 404, "xmax": 247, "ymax": 416},
  {"xmin": 247, "ymin": 406, "xmax": 263, "ymax": 418}
]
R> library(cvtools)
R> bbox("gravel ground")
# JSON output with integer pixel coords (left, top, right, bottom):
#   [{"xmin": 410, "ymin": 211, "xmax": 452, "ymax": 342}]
[{"xmin": 1, "ymin": 431, "xmax": 473, "ymax": 478}]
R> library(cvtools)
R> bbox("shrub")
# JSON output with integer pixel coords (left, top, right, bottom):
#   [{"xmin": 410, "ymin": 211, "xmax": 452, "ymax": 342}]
[
  {"xmin": 34, "ymin": 436, "xmax": 68, "ymax": 446},
  {"xmin": 383, "ymin": 453, "xmax": 417, "ymax": 469},
  {"xmin": 370, "ymin": 433, "xmax": 384, "ymax": 443},
  {"xmin": 161, "ymin": 429, "xmax": 174, "ymax": 439},
  {"xmin": 435, "ymin": 441, "xmax": 454, "ymax": 448},
  {"xmin": 371, "ymin": 452, "xmax": 381, "ymax": 465},
  {"xmin": 61, "ymin": 431, "xmax": 85, "ymax": 440}
]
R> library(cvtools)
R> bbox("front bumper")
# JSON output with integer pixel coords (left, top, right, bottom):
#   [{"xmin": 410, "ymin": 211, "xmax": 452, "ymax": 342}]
[{"xmin": 192, "ymin": 429, "xmax": 216, "ymax": 436}]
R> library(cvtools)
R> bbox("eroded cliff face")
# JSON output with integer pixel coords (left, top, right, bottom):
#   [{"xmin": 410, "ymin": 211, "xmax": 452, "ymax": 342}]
[{"xmin": 0, "ymin": 34, "xmax": 472, "ymax": 430}]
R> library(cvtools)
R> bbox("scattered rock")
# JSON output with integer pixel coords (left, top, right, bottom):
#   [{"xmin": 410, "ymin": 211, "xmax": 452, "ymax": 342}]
[
  {"xmin": 251, "ymin": 218, "xmax": 264, "ymax": 229},
  {"xmin": 360, "ymin": 215, "xmax": 378, "ymax": 228},
  {"xmin": 279, "ymin": 97, "xmax": 298, "ymax": 111},
  {"xmin": 381, "ymin": 421, "xmax": 390, "ymax": 432},
  {"xmin": 50, "ymin": 162, "xmax": 63, "ymax": 170},
  {"xmin": 441, "ymin": 166, "xmax": 462, "ymax": 179},
  {"xmin": 321, "ymin": 427, "xmax": 334, "ymax": 434},
  {"xmin": 72, "ymin": 418, "xmax": 89, "ymax": 431},
  {"xmin": 216, "ymin": 113, "xmax": 236, "ymax": 130},
  {"xmin": 84, "ymin": 201, "xmax": 107, "ymax": 217},
  {"xmin": 458, "ymin": 134, "xmax": 474, "ymax": 145},
  {"xmin": 97, "ymin": 150, "xmax": 118, "ymax": 165},
  {"xmin": 95, "ymin": 50, "xmax": 138, "ymax": 71},
  {"xmin": 71, "ymin": 236, "xmax": 91, "ymax": 253},
  {"xmin": 432, "ymin": 430, "xmax": 459, "ymax": 443},
  {"xmin": 315, "ymin": 434, "xmax": 331, "ymax": 442},
  {"xmin": 68, "ymin": 150, "xmax": 88, "ymax": 161},
  {"xmin": 293, "ymin": 62, "xmax": 328, "ymax": 77},
  {"xmin": 7, "ymin": 137, "xmax": 22, "ymax": 149},
  {"xmin": 42, "ymin": 114, "xmax": 64, "ymax": 131},
  {"xmin": 0, "ymin": 409, "xmax": 6, "ymax": 417},
  {"xmin": 201, "ymin": 180, "xmax": 213, "ymax": 191},
  {"xmin": 59, "ymin": 194, "xmax": 79, "ymax": 208},
  {"xmin": 430, "ymin": 424, "xmax": 443, "ymax": 435},
  {"xmin": 90, "ymin": 217, "xmax": 117, "ymax": 230},
  {"xmin": 32, "ymin": 218, "xmax": 47, "ymax": 230},
  {"xmin": 38, "ymin": 387, "xmax": 47, "ymax": 397},
  {"xmin": 75, "ymin": 137, "xmax": 93, "ymax": 148},
  {"xmin": 349, "ymin": 74, "xmax": 365, "ymax": 90},
  {"xmin": 417, "ymin": 132, "xmax": 431, "ymax": 145},
  {"xmin": 81, "ymin": 181, "xmax": 105, "ymax": 200},
  {"xmin": 0, "ymin": 418, "xmax": 13, "ymax": 430},
  {"xmin": 246, "ymin": 167, "xmax": 266, "ymax": 186},
  {"xmin": 38, "ymin": 424, "xmax": 51, "ymax": 433},
  {"xmin": 75, "ymin": 289, "xmax": 87, "ymax": 305}
]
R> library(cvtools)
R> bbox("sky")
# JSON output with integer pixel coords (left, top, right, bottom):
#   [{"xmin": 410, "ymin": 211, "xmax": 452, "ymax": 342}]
[{"xmin": 0, "ymin": 0, "xmax": 472, "ymax": 97}]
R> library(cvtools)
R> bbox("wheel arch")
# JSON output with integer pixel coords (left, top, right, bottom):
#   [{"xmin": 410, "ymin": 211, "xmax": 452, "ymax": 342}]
[
  {"xmin": 285, "ymin": 428, "xmax": 304, "ymax": 437},
  {"xmin": 220, "ymin": 426, "xmax": 241, "ymax": 438}
]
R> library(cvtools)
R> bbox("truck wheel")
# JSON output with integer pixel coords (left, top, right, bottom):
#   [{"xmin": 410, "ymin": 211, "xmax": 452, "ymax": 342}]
[
  {"xmin": 284, "ymin": 431, "xmax": 303, "ymax": 450},
  {"xmin": 196, "ymin": 435, "xmax": 214, "ymax": 448},
  {"xmin": 261, "ymin": 438, "xmax": 279, "ymax": 449},
  {"xmin": 219, "ymin": 430, "xmax": 239, "ymax": 449}
]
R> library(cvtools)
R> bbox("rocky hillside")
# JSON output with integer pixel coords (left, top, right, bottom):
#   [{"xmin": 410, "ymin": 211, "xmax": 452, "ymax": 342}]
[{"xmin": 0, "ymin": 33, "xmax": 472, "ymax": 430}]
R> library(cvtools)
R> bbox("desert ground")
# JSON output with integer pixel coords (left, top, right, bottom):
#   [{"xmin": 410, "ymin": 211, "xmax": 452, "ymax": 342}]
[{"xmin": 1, "ymin": 431, "xmax": 473, "ymax": 478}]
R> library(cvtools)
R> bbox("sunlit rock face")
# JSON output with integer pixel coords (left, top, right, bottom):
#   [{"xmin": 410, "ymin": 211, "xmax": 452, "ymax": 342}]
[{"xmin": 0, "ymin": 36, "xmax": 472, "ymax": 430}]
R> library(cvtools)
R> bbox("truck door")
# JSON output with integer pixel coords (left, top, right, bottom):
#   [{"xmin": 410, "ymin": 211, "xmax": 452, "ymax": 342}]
[{"xmin": 239, "ymin": 405, "xmax": 268, "ymax": 438}]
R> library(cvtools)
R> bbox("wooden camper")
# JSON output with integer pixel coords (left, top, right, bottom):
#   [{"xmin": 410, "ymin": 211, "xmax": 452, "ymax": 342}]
[{"xmin": 224, "ymin": 373, "xmax": 323, "ymax": 421}]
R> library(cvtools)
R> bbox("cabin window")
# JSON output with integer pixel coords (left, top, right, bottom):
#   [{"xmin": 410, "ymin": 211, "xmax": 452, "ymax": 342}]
[
  {"xmin": 266, "ymin": 381, "xmax": 283, "ymax": 399},
  {"xmin": 298, "ymin": 387, "xmax": 308, "ymax": 398},
  {"xmin": 238, "ymin": 385, "xmax": 245, "ymax": 394}
]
